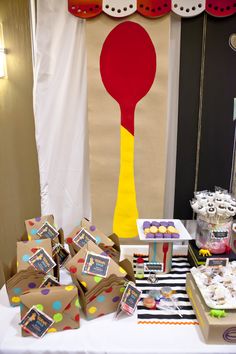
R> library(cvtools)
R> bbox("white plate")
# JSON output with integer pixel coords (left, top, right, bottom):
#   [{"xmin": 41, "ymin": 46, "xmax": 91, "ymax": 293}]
[{"xmin": 136, "ymin": 219, "xmax": 192, "ymax": 242}]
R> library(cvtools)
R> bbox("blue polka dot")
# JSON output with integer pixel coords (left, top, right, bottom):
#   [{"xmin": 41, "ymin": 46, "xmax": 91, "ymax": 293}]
[
  {"xmin": 19, "ymin": 303, "xmax": 24, "ymax": 310},
  {"xmin": 95, "ymin": 236, "xmax": 101, "ymax": 244},
  {"xmin": 13, "ymin": 288, "xmax": 22, "ymax": 295},
  {"xmin": 97, "ymin": 295, "xmax": 105, "ymax": 303},
  {"xmin": 31, "ymin": 228, "xmax": 38, "ymax": 235},
  {"xmin": 22, "ymin": 254, "xmax": 30, "ymax": 262},
  {"xmin": 52, "ymin": 301, "xmax": 62, "ymax": 311},
  {"xmin": 35, "ymin": 239, "xmax": 42, "ymax": 244}
]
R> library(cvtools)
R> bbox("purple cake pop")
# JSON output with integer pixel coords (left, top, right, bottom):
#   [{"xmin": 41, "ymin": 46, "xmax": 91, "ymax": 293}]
[
  {"xmin": 167, "ymin": 221, "xmax": 175, "ymax": 227},
  {"xmin": 163, "ymin": 233, "xmax": 170, "ymax": 239},
  {"xmin": 152, "ymin": 221, "xmax": 160, "ymax": 228}
]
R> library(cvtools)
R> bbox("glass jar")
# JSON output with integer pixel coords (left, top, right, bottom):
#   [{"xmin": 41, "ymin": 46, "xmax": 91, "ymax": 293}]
[
  {"xmin": 136, "ymin": 257, "xmax": 145, "ymax": 279},
  {"xmin": 196, "ymin": 216, "xmax": 232, "ymax": 254}
]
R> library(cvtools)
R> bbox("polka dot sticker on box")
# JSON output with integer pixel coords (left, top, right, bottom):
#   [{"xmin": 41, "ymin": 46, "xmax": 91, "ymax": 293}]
[
  {"xmin": 94, "ymin": 276, "xmax": 102, "ymax": 283},
  {"xmin": 13, "ymin": 288, "xmax": 22, "ymax": 295},
  {"xmin": 52, "ymin": 301, "xmax": 62, "ymax": 311},
  {"xmin": 65, "ymin": 285, "xmax": 74, "ymax": 291},
  {"xmin": 11, "ymin": 296, "xmax": 20, "ymax": 303},
  {"xmin": 88, "ymin": 306, "xmax": 97, "ymax": 314},
  {"xmin": 97, "ymin": 295, "xmax": 106, "ymax": 303},
  {"xmin": 75, "ymin": 299, "xmax": 80, "ymax": 308},
  {"xmin": 47, "ymin": 327, "xmax": 57, "ymax": 333},
  {"xmin": 36, "ymin": 304, "xmax": 44, "ymax": 311},
  {"xmin": 31, "ymin": 228, "xmax": 38, "ymax": 236},
  {"xmin": 22, "ymin": 254, "xmax": 30, "ymax": 262},
  {"xmin": 53, "ymin": 313, "xmax": 63, "ymax": 323}
]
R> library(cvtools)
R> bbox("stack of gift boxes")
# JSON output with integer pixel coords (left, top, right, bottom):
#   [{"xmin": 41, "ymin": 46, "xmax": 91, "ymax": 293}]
[{"xmin": 5, "ymin": 215, "xmax": 134, "ymax": 338}]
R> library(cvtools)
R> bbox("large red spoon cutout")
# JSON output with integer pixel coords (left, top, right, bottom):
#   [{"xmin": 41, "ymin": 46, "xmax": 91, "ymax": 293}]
[{"xmin": 100, "ymin": 21, "xmax": 156, "ymax": 237}]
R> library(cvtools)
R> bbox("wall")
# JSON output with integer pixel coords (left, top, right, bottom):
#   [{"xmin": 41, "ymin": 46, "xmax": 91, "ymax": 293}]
[{"xmin": 0, "ymin": 0, "xmax": 41, "ymax": 287}]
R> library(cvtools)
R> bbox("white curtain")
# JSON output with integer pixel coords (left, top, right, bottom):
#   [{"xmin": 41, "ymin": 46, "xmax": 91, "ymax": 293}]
[{"xmin": 32, "ymin": 0, "xmax": 91, "ymax": 234}]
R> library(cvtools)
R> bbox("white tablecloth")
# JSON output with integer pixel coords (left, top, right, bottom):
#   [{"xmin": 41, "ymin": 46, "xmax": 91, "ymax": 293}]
[{"xmin": 0, "ymin": 244, "xmax": 235, "ymax": 354}]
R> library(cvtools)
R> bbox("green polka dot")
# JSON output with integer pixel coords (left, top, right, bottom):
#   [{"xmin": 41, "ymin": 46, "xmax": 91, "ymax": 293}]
[
  {"xmin": 94, "ymin": 276, "xmax": 102, "ymax": 283},
  {"xmin": 36, "ymin": 304, "xmax": 44, "ymax": 311},
  {"xmin": 75, "ymin": 298, "xmax": 80, "ymax": 308},
  {"xmin": 120, "ymin": 287, "xmax": 125, "ymax": 293},
  {"xmin": 53, "ymin": 313, "xmax": 63, "ymax": 323}
]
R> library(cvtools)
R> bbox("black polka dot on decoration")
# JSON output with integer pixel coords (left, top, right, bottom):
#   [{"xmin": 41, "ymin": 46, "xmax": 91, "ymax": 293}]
[
  {"xmin": 129, "ymin": 4, "xmax": 133, "ymax": 8},
  {"xmin": 214, "ymin": 6, "xmax": 218, "ymax": 10},
  {"xmin": 164, "ymin": 3, "xmax": 168, "ymax": 7},
  {"xmin": 174, "ymin": 3, "xmax": 178, "ymax": 8},
  {"xmin": 111, "ymin": 7, "xmax": 115, "ymax": 11},
  {"xmin": 105, "ymin": 4, "xmax": 109, "ymax": 9},
  {"xmin": 208, "ymin": 3, "xmax": 212, "ymax": 8},
  {"xmin": 180, "ymin": 6, "xmax": 183, "ymax": 11},
  {"xmin": 117, "ymin": 9, "xmax": 121, "ymax": 13},
  {"xmin": 140, "ymin": 4, "xmax": 144, "ymax": 8},
  {"xmin": 145, "ymin": 7, "xmax": 150, "ymax": 11},
  {"xmin": 95, "ymin": 5, "xmax": 99, "ymax": 9},
  {"xmin": 220, "ymin": 8, "xmax": 224, "ymax": 12},
  {"xmin": 198, "ymin": 3, "xmax": 202, "ymax": 8},
  {"xmin": 124, "ymin": 7, "xmax": 127, "ymax": 11},
  {"xmin": 151, "ymin": 8, "xmax": 155, "ymax": 12},
  {"xmin": 89, "ymin": 8, "xmax": 93, "ymax": 11},
  {"xmin": 158, "ymin": 6, "xmax": 161, "ymax": 11},
  {"xmin": 192, "ymin": 7, "xmax": 196, "ymax": 10},
  {"xmin": 226, "ymin": 6, "xmax": 230, "ymax": 10},
  {"xmin": 234, "ymin": 3, "xmax": 236, "ymax": 7},
  {"xmin": 186, "ymin": 8, "xmax": 189, "ymax": 12}
]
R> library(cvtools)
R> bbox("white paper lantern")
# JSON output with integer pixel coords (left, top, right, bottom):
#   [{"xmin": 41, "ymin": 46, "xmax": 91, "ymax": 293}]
[
  {"xmin": 171, "ymin": 0, "xmax": 206, "ymax": 17},
  {"xmin": 103, "ymin": 0, "xmax": 137, "ymax": 17}
]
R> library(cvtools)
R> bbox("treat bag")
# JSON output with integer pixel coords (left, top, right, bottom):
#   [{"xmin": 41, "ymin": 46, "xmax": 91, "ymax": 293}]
[
  {"xmin": 20, "ymin": 285, "xmax": 80, "ymax": 336},
  {"xmin": 65, "ymin": 240, "xmax": 127, "ymax": 292},
  {"xmin": 6, "ymin": 267, "xmax": 45, "ymax": 307}
]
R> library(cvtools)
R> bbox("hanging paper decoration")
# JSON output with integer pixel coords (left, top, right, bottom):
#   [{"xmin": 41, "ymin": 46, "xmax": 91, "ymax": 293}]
[
  {"xmin": 137, "ymin": 0, "xmax": 171, "ymax": 18},
  {"xmin": 171, "ymin": 0, "xmax": 205, "ymax": 17},
  {"xmin": 69, "ymin": 0, "xmax": 236, "ymax": 18},
  {"xmin": 103, "ymin": 0, "xmax": 137, "ymax": 17},
  {"xmin": 205, "ymin": 0, "xmax": 236, "ymax": 17},
  {"xmin": 68, "ymin": 0, "xmax": 102, "ymax": 18},
  {"xmin": 100, "ymin": 21, "xmax": 156, "ymax": 237}
]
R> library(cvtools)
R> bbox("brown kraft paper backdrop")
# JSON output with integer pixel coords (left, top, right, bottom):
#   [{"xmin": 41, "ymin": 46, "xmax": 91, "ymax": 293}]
[{"xmin": 87, "ymin": 14, "xmax": 170, "ymax": 235}]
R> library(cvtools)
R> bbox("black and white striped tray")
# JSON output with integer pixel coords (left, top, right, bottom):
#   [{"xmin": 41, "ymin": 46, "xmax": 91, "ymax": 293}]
[{"xmin": 134, "ymin": 255, "xmax": 198, "ymax": 325}]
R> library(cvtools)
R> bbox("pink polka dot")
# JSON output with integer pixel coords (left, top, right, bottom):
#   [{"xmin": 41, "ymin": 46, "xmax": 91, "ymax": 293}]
[
  {"xmin": 75, "ymin": 314, "xmax": 80, "ymax": 321},
  {"xmin": 69, "ymin": 266, "xmax": 77, "ymax": 274},
  {"xmin": 105, "ymin": 287, "xmax": 113, "ymax": 293}
]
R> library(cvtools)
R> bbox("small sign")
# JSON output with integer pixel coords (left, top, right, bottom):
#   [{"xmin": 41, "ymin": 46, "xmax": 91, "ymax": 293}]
[
  {"xmin": 19, "ymin": 306, "xmax": 54, "ymax": 338},
  {"xmin": 145, "ymin": 262, "xmax": 163, "ymax": 272},
  {"xmin": 52, "ymin": 243, "xmax": 70, "ymax": 267},
  {"xmin": 73, "ymin": 228, "xmax": 96, "ymax": 248},
  {"xmin": 119, "ymin": 282, "xmax": 142, "ymax": 316},
  {"xmin": 40, "ymin": 275, "xmax": 60, "ymax": 288},
  {"xmin": 29, "ymin": 248, "xmax": 56, "ymax": 274},
  {"xmin": 206, "ymin": 258, "xmax": 229, "ymax": 267},
  {"xmin": 82, "ymin": 252, "xmax": 110, "ymax": 278},
  {"xmin": 37, "ymin": 222, "xmax": 59, "ymax": 240},
  {"xmin": 211, "ymin": 231, "xmax": 228, "ymax": 239}
]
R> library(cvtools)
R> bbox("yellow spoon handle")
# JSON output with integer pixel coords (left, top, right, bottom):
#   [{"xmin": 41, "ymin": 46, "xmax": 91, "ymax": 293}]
[{"xmin": 113, "ymin": 126, "xmax": 139, "ymax": 238}]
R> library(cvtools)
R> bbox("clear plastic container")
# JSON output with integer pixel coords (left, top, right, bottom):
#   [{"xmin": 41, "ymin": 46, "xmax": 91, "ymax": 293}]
[
  {"xmin": 195, "ymin": 216, "xmax": 232, "ymax": 254},
  {"xmin": 136, "ymin": 257, "xmax": 145, "ymax": 279}
]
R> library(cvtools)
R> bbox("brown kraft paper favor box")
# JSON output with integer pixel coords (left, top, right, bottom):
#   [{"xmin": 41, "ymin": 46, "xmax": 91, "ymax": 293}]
[
  {"xmin": 67, "ymin": 218, "xmax": 120, "ymax": 262},
  {"xmin": 6, "ymin": 267, "xmax": 45, "ymax": 307},
  {"xmin": 66, "ymin": 240, "xmax": 127, "ymax": 292},
  {"xmin": 71, "ymin": 259, "xmax": 135, "ymax": 320},
  {"xmin": 17, "ymin": 239, "xmax": 59, "ymax": 280},
  {"xmin": 25, "ymin": 215, "xmax": 65, "ymax": 247},
  {"xmin": 186, "ymin": 273, "xmax": 236, "ymax": 344},
  {"xmin": 20, "ymin": 285, "xmax": 80, "ymax": 336}
]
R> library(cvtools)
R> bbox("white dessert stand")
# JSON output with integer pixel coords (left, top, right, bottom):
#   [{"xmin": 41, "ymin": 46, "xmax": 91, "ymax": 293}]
[{"xmin": 136, "ymin": 219, "xmax": 192, "ymax": 273}]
